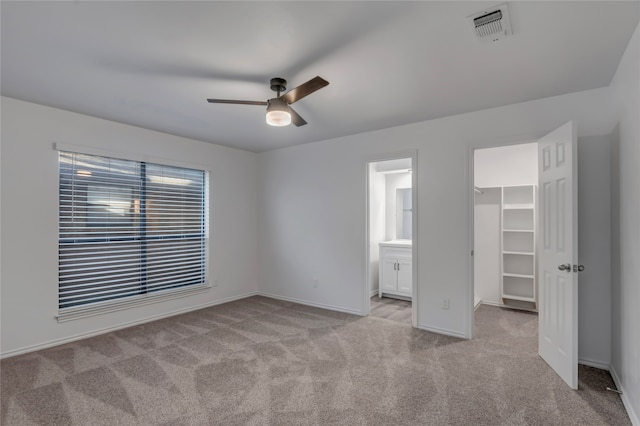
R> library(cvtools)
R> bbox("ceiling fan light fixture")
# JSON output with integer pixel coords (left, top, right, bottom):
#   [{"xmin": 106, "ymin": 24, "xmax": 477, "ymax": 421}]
[{"xmin": 266, "ymin": 98, "xmax": 291, "ymax": 127}]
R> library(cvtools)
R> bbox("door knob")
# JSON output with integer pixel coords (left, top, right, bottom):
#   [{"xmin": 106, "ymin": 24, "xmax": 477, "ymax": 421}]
[
  {"xmin": 558, "ymin": 264, "xmax": 571, "ymax": 272},
  {"xmin": 573, "ymin": 264, "xmax": 585, "ymax": 272}
]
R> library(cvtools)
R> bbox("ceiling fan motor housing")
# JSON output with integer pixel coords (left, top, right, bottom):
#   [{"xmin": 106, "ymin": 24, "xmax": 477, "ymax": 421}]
[{"xmin": 270, "ymin": 78, "xmax": 287, "ymax": 94}]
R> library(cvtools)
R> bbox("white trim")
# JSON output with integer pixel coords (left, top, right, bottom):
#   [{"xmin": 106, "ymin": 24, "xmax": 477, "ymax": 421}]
[
  {"xmin": 467, "ymin": 145, "xmax": 474, "ymax": 339},
  {"xmin": 578, "ymin": 358, "xmax": 610, "ymax": 371},
  {"xmin": 417, "ymin": 324, "xmax": 467, "ymax": 339},
  {"xmin": 411, "ymin": 152, "xmax": 418, "ymax": 328},
  {"xmin": 53, "ymin": 142, "xmax": 212, "ymax": 172},
  {"xmin": 57, "ymin": 284, "xmax": 212, "ymax": 322},
  {"xmin": 474, "ymin": 298, "xmax": 482, "ymax": 311},
  {"xmin": 1, "ymin": 291, "xmax": 259, "ymax": 359},
  {"xmin": 364, "ymin": 158, "xmax": 372, "ymax": 317},
  {"xmin": 479, "ymin": 300, "xmax": 502, "ymax": 307},
  {"xmin": 259, "ymin": 292, "xmax": 364, "ymax": 317},
  {"xmin": 379, "ymin": 293, "xmax": 411, "ymax": 302},
  {"xmin": 479, "ymin": 299, "xmax": 538, "ymax": 313},
  {"xmin": 370, "ymin": 288, "xmax": 379, "ymax": 297},
  {"xmin": 610, "ymin": 366, "xmax": 639, "ymax": 426}
]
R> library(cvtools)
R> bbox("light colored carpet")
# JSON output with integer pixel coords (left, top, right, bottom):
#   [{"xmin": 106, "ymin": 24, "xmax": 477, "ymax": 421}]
[{"xmin": 0, "ymin": 296, "xmax": 629, "ymax": 425}]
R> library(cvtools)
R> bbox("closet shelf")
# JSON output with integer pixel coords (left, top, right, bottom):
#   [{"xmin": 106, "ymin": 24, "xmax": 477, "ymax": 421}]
[
  {"xmin": 503, "ymin": 204, "xmax": 534, "ymax": 210},
  {"xmin": 503, "ymin": 272, "xmax": 534, "ymax": 279},
  {"xmin": 502, "ymin": 295, "xmax": 536, "ymax": 302},
  {"xmin": 501, "ymin": 187, "xmax": 537, "ymax": 308}
]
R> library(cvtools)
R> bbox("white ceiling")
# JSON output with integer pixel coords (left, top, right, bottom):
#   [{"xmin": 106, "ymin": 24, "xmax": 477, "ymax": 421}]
[{"xmin": 2, "ymin": 1, "xmax": 639, "ymax": 152}]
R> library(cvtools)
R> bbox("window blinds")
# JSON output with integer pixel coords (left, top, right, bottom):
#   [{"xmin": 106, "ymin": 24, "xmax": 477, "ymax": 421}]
[{"xmin": 58, "ymin": 151, "xmax": 207, "ymax": 311}]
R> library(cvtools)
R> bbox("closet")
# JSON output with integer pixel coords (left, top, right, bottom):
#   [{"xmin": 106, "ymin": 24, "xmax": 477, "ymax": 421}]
[{"xmin": 474, "ymin": 143, "xmax": 538, "ymax": 311}]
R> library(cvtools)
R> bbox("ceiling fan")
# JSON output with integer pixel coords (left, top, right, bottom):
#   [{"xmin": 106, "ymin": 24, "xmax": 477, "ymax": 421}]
[{"xmin": 207, "ymin": 76, "xmax": 329, "ymax": 127}]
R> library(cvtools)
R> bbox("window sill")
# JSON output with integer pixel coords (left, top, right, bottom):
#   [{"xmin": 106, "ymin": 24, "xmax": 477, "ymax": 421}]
[{"xmin": 56, "ymin": 284, "xmax": 211, "ymax": 323}]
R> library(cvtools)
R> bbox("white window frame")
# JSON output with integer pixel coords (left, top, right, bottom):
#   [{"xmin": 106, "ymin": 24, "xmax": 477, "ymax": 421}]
[{"xmin": 55, "ymin": 143, "xmax": 210, "ymax": 322}]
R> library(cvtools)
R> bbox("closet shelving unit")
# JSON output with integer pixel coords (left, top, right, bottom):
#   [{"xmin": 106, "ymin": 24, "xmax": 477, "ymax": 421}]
[{"xmin": 501, "ymin": 185, "xmax": 537, "ymax": 309}]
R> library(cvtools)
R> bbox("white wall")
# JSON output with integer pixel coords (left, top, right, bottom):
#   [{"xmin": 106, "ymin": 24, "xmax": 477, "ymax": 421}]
[
  {"xmin": 0, "ymin": 97, "xmax": 259, "ymax": 357},
  {"xmin": 473, "ymin": 188, "xmax": 502, "ymax": 305},
  {"xmin": 258, "ymin": 84, "xmax": 617, "ymax": 339},
  {"xmin": 609, "ymin": 23, "xmax": 640, "ymax": 425},
  {"xmin": 474, "ymin": 143, "xmax": 538, "ymax": 188}
]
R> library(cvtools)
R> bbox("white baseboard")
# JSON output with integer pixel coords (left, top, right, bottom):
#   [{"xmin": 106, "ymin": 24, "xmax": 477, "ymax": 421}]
[
  {"xmin": 370, "ymin": 288, "xmax": 379, "ymax": 297},
  {"xmin": 480, "ymin": 299, "xmax": 538, "ymax": 313},
  {"xmin": 610, "ymin": 365, "xmax": 639, "ymax": 426},
  {"xmin": 417, "ymin": 324, "xmax": 467, "ymax": 339},
  {"xmin": 0, "ymin": 291, "xmax": 259, "ymax": 359},
  {"xmin": 474, "ymin": 297, "xmax": 482, "ymax": 310},
  {"xmin": 258, "ymin": 292, "xmax": 364, "ymax": 316},
  {"xmin": 578, "ymin": 358, "xmax": 610, "ymax": 371}
]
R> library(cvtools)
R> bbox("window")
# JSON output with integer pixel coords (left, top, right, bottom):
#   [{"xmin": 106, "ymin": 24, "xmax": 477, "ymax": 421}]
[{"xmin": 58, "ymin": 151, "xmax": 208, "ymax": 316}]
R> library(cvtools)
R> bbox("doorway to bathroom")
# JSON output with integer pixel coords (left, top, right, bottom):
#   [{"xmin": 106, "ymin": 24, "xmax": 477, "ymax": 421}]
[{"xmin": 365, "ymin": 152, "xmax": 417, "ymax": 327}]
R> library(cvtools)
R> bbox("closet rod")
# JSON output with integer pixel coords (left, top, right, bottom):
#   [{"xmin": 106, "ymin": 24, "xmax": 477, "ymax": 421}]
[{"xmin": 474, "ymin": 186, "xmax": 484, "ymax": 195}]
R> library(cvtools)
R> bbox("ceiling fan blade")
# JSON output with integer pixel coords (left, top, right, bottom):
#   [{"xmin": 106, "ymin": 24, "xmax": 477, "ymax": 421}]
[
  {"xmin": 281, "ymin": 76, "xmax": 329, "ymax": 105},
  {"xmin": 206, "ymin": 99, "xmax": 267, "ymax": 106},
  {"xmin": 289, "ymin": 106, "xmax": 307, "ymax": 127}
]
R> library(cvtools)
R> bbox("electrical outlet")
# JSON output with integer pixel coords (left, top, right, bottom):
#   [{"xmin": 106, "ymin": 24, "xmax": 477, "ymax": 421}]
[
  {"xmin": 441, "ymin": 298, "xmax": 450, "ymax": 310},
  {"xmin": 313, "ymin": 279, "xmax": 319, "ymax": 288}
]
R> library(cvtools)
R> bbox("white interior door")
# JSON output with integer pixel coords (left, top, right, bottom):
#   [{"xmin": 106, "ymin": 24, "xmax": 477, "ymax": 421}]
[{"xmin": 538, "ymin": 121, "xmax": 578, "ymax": 389}]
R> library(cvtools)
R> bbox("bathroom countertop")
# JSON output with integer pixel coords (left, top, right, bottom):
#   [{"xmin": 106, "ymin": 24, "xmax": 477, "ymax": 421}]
[{"xmin": 379, "ymin": 239, "xmax": 412, "ymax": 248}]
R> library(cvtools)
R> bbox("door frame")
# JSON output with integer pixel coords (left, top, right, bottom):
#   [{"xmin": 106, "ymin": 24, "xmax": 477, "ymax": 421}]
[
  {"xmin": 467, "ymin": 138, "xmax": 538, "ymax": 339},
  {"xmin": 364, "ymin": 149, "xmax": 418, "ymax": 328}
]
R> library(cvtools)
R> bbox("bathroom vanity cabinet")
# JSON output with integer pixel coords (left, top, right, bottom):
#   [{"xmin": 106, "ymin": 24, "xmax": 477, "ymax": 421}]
[{"xmin": 379, "ymin": 240, "xmax": 412, "ymax": 299}]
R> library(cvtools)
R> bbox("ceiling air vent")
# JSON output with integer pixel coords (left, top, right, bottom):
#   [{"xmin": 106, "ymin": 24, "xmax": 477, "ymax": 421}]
[{"xmin": 469, "ymin": 3, "xmax": 512, "ymax": 43}]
